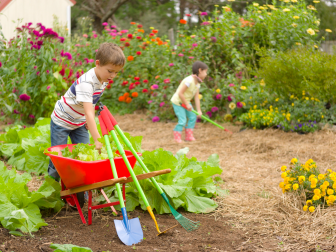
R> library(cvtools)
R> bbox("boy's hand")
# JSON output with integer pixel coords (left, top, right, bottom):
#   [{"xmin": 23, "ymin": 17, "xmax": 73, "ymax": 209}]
[
  {"xmin": 186, "ymin": 104, "xmax": 192, "ymax": 111},
  {"xmin": 85, "ymin": 123, "xmax": 89, "ymax": 130},
  {"xmin": 94, "ymin": 140, "xmax": 103, "ymax": 152},
  {"xmin": 197, "ymin": 110, "xmax": 202, "ymax": 118}
]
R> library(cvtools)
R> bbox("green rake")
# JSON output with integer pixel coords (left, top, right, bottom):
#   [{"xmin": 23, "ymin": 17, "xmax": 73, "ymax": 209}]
[{"xmin": 99, "ymin": 103, "xmax": 200, "ymax": 231}]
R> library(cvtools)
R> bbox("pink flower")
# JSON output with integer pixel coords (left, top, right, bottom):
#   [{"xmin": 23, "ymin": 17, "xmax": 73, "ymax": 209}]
[
  {"xmin": 151, "ymin": 84, "xmax": 159, "ymax": 89},
  {"xmin": 47, "ymin": 86, "xmax": 51, "ymax": 90},
  {"xmin": 102, "ymin": 22, "xmax": 108, "ymax": 26},
  {"xmin": 93, "ymin": 34, "xmax": 97, "ymax": 38},
  {"xmin": 216, "ymin": 94, "xmax": 222, "ymax": 100},
  {"xmin": 136, "ymin": 51, "xmax": 142, "ymax": 55},
  {"xmin": 152, "ymin": 116, "xmax": 160, "ymax": 122},
  {"xmin": 148, "ymin": 100, "xmax": 153, "ymax": 104},
  {"xmin": 169, "ymin": 63, "xmax": 174, "ymax": 67},
  {"xmin": 36, "ymin": 71, "xmax": 40, "ymax": 75},
  {"xmin": 111, "ymin": 25, "xmax": 117, "ymax": 28},
  {"xmin": 88, "ymin": 59, "xmax": 94, "ymax": 63},
  {"xmin": 57, "ymin": 93, "xmax": 60, "ymax": 96},
  {"xmin": 46, "ymin": 70, "xmax": 50, "ymax": 74},
  {"xmin": 52, "ymin": 58, "xmax": 57, "ymax": 61},
  {"xmin": 178, "ymin": 53, "xmax": 184, "ymax": 57},
  {"xmin": 75, "ymin": 44, "xmax": 81, "ymax": 46},
  {"xmin": 83, "ymin": 34, "xmax": 88, "ymax": 38},
  {"xmin": 34, "ymin": 66, "xmax": 37, "ymax": 69},
  {"xmin": 201, "ymin": 22, "xmax": 211, "ymax": 26},
  {"xmin": 64, "ymin": 52, "xmax": 72, "ymax": 60},
  {"xmin": 229, "ymin": 83, "xmax": 235, "ymax": 87},
  {"xmin": 189, "ymin": 56, "xmax": 194, "ymax": 59},
  {"xmin": 237, "ymin": 102, "xmax": 243, "ymax": 108},
  {"xmin": 120, "ymin": 30, "xmax": 128, "ymax": 34},
  {"xmin": 0, "ymin": 61, "xmax": 2, "ymax": 67},
  {"xmin": 206, "ymin": 111, "xmax": 212, "ymax": 117},
  {"xmin": 163, "ymin": 79, "xmax": 170, "ymax": 84},
  {"xmin": 227, "ymin": 95, "xmax": 233, "ymax": 102},
  {"xmin": 211, "ymin": 106, "xmax": 219, "ymax": 113},
  {"xmin": 13, "ymin": 109, "xmax": 20, "ymax": 114},
  {"xmin": 200, "ymin": 12, "xmax": 208, "ymax": 16},
  {"xmin": 58, "ymin": 37, "xmax": 64, "ymax": 43},
  {"xmin": 211, "ymin": 37, "xmax": 217, "ymax": 43},
  {"xmin": 29, "ymin": 114, "xmax": 35, "ymax": 119},
  {"xmin": 159, "ymin": 102, "xmax": 165, "ymax": 107},
  {"xmin": 192, "ymin": 43, "xmax": 198, "ymax": 47},
  {"xmin": 23, "ymin": 125, "xmax": 26, "ymax": 129}
]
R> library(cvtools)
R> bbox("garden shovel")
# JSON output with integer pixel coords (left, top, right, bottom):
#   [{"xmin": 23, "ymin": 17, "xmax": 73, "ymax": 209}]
[
  {"xmin": 98, "ymin": 114, "xmax": 143, "ymax": 246},
  {"xmin": 100, "ymin": 108, "xmax": 178, "ymax": 236},
  {"xmin": 181, "ymin": 103, "xmax": 233, "ymax": 134},
  {"xmin": 99, "ymin": 103, "xmax": 199, "ymax": 232}
]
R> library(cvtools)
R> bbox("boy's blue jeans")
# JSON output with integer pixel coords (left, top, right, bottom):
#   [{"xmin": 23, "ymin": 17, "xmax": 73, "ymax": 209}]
[
  {"xmin": 48, "ymin": 119, "xmax": 90, "ymax": 180},
  {"xmin": 172, "ymin": 103, "xmax": 197, "ymax": 132}
]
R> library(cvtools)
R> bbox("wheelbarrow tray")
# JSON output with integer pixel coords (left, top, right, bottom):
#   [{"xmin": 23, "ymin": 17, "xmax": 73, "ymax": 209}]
[{"xmin": 45, "ymin": 144, "xmax": 139, "ymax": 189}]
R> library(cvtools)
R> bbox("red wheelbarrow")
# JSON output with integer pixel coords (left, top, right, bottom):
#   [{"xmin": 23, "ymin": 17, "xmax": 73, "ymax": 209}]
[{"xmin": 45, "ymin": 144, "xmax": 171, "ymax": 225}]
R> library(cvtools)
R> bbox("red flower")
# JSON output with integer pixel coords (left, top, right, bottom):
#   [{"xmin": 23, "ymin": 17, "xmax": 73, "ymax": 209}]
[
  {"xmin": 106, "ymin": 84, "xmax": 112, "ymax": 89},
  {"xmin": 129, "ymin": 84, "xmax": 135, "ymax": 90},
  {"xmin": 153, "ymin": 30, "xmax": 158, "ymax": 34},
  {"xmin": 142, "ymin": 88, "xmax": 148, "ymax": 93},
  {"xmin": 120, "ymin": 38, "xmax": 126, "ymax": 41},
  {"xmin": 108, "ymin": 80, "xmax": 114, "ymax": 84},
  {"xmin": 127, "ymin": 34, "xmax": 133, "ymax": 39},
  {"xmin": 136, "ymin": 51, "xmax": 142, "ymax": 55},
  {"xmin": 135, "ymin": 81, "xmax": 140, "ymax": 85},
  {"xmin": 136, "ymin": 36, "xmax": 142, "ymax": 40},
  {"xmin": 95, "ymin": 105, "xmax": 100, "ymax": 110},
  {"xmin": 130, "ymin": 22, "xmax": 136, "ymax": 25},
  {"xmin": 134, "ymin": 77, "xmax": 140, "ymax": 81},
  {"xmin": 143, "ymin": 79, "xmax": 148, "ymax": 83},
  {"xmin": 149, "ymin": 33, "xmax": 154, "ymax": 37},
  {"xmin": 137, "ymin": 24, "xmax": 143, "ymax": 28},
  {"xmin": 127, "ymin": 55, "xmax": 134, "ymax": 61},
  {"xmin": 186, "ymin": 14, "xmax": 191, "ymax": 17},
  {"xmin": 122, "ymin": 80, "xmax": 129, "ymax": 86},
  {"xmin": 125, "ymin": 42, "xmax": 130, "ymax": 47}
]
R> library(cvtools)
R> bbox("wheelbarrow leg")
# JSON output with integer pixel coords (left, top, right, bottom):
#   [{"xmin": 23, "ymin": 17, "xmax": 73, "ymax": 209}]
[
  {"xmin": 88, "ymin": 190, "xmax": 92, "ymax": 225},
  {"xmin": 100, "ymin": 189, "xmax": 118, "ymax": 215},
  {"xmin": 72, "ymin": 194, "xmax": 87, "ymax": 225}
]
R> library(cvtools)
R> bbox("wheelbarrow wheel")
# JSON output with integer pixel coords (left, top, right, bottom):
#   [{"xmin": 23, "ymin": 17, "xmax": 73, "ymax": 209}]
[{"xmin": 64, "ymin": 192, "xmax": 85, "ymax": 209}]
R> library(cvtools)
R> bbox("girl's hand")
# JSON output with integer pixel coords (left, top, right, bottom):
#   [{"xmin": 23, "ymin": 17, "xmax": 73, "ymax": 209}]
[
  {"xmin": 186, "ymin": 104, "xmax": 192, "ymax": 111},
  {"xmin": 197, "ymin": 110, "xmax": 202, "ymax": 117},
  {"xmin": 94, "ymin": 140, "xmax": 103, "ymax": 152},
  {"xmin": 85, "ymin": 123, "xmax": 89, "ymax": 130}
]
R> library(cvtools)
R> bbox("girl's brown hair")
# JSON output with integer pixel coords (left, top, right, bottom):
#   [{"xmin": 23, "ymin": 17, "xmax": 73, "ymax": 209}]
[{"xmin": 192, "ymin": 61, "xmax": 208, "ymax": 76}]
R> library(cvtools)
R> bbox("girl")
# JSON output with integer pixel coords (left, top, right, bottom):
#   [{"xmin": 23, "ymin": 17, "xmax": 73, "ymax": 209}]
[{"xmin": 170, "ymin": 61, "xmax": 208, "ymax": 143}]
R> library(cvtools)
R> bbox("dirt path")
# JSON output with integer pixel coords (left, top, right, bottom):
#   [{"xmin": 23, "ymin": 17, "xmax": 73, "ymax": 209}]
[{"xmin": 1, "ymin": 112, "xmax": 336, "ymax": 251}]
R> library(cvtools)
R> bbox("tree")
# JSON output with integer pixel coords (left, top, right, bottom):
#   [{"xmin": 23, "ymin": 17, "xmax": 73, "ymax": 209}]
[{"xmin": 76, "ymin": 0, "xmax": 130, "ymax": 33}]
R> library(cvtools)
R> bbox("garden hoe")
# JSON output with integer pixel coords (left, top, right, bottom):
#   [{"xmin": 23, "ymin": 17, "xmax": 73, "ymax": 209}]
[
  {"xmin": 100, "ymin": 107, "xmax": 178, "ymax": 236},
  {"xmin": 98, "ymin": 114, "xmax": 143, "ymax": 246},
  {"xmin": 99, "ymin": 103, "xmax": 200, "ymax": 232},
  {"xmin": 181, "ymin": 103, "xmax": 233, "ymax": 134}
]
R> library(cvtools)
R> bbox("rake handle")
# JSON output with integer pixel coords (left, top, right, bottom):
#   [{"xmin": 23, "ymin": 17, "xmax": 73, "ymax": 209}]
[{"xmin": 181, "ymin": 103, "xmax": 232, "ymax": 133}]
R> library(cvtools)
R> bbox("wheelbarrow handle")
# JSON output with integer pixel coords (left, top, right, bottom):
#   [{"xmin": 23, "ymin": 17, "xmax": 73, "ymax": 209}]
[{"xmin": 180, "ymin": 103, "xmax": 232, "ymax": 133}]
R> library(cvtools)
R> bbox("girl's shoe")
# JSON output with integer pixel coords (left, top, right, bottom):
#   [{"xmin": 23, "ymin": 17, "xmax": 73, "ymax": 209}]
[
  {"xmin": 173, "ymin": 131, "xmax": 183, "ymax": 143},
  {"xmin": 185, "ymin": 129, "xmax": 196, "ymax": 141}
]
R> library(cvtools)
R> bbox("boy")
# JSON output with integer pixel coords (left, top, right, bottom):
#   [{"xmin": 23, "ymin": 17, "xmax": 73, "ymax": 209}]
[{"xmin": 48, "ymin": 42, "xmax": 125, "ymax": 180}]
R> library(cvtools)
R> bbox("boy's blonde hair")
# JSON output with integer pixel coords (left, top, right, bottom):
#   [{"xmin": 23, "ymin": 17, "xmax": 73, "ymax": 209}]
[{"xmin": 96, "ymin": 42, "xmax": 126, "ymax": 66}]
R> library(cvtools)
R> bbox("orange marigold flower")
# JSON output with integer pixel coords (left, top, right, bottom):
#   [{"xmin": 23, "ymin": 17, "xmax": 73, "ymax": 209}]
[
  {"xmin": 123, "ymin": 92, "xmax": 130, "ymax": 98},
  {"xmin": 118, "ymin": 96, "xmax": 125, "ymax": 102},
  {"xmin": 155, "ymin": 75, "xmax": 160, "ymax": 79},
  {"xmin": 158, "ymin": 41, "xmax": 163, "ymax": 45},
  {"xmin": 151, "ymin": 39, "xmax": 155, "ymax": 42},
  {"xmin": 127, "ymin": 55, "xmax": 134, "ymax": 61},
  {"xmin": 180, "ymin": 19, "xmax": 187, "ymax": 24},
  {"xmin": 156, "ymin": 37, "xmax": 161, "ymax": 42},
  {"xmin": 130, "ymin": 22, "xmax": 136, "ymax": 25},
  {"xmin": 125, "ymin": 97, "xmax": 132, "ymax": 103},
  {"xmin": 152, "ymin": 29, "xmax": 158, "ymax": 34},
  {"xmin": 131, "ymin": 92, "xmax": 138, "ymax": 98},
  {"xmin": 138, "ymin": 29, "xmax": 145, "ymax": 33}
]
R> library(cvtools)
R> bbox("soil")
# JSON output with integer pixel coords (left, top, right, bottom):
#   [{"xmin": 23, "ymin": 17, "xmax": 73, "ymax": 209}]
[{"xmin": 1, "ymin": 111, "xmax": 336, "ymax": 251}]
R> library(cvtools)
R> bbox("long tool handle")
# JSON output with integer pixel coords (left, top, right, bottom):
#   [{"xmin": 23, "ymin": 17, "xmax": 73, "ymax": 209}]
[
  {"xmin": 100, "ymin": 109, "xmax": 162, "ymax": 233},
  {"xmin": 181, "ymin": 103, "xmax": 232, "ymax": 133},
  {"xmin": 98, "ymin": 115, "xmax": 129, "ymax": 229}
]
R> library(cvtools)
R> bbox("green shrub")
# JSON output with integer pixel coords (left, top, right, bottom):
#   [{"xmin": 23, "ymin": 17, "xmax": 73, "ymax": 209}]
[{"xmin": 258, "ymin": 47, "xmax": 336, "ymax": 103}]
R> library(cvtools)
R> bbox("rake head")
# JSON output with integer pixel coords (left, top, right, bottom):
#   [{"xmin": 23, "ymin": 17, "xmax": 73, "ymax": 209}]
[{"xmin": 170, "ymin": 207, "xmax": 200, "ymax": 232}]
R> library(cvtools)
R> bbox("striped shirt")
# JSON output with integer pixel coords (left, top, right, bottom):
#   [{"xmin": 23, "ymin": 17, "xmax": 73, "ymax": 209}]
[{"xmin": 51, "ymin": 68, "xmax": 107, "ymax": 130}]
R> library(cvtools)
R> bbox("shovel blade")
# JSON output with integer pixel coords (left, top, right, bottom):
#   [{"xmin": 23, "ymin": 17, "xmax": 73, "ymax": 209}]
[{"xmin": 114, "ymin": 218, "xmax": 143, "ymax": 246}]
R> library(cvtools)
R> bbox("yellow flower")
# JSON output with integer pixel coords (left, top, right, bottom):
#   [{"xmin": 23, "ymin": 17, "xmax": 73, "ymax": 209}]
[
  {"xmin": 307, "ymin": 28, "xmax": 315, "ymax": 35},
  {"xmin": 279, "ymin": 182, "xmax": 285, "ymax": 189},
  {"xmin": 296, "ymin": 42, "xmax": 301, "ymax": 46},
  {"xmin": 327, "ymin": 189, "xmax": 334, "ymax": 195},
  {"xmin": 199, "ymin": 94, "xmax": 203, "ymax": 100},
  {"xmin": 322, "ymin": 115, "xmax": 324, "ymax": 118},
  {"xmin": 281, "ymin": 172, "xmax": 287, "ymax": 178},
  {"xmin": 285, "ymin": 184, "xmax": 291, "ymax": 190},
  {"xmin": 314, "ymin": 189, "xmax": 321, "ymax": 195},
  {"xmin": 281, "ymin": 166, "xmax": 287, "ymax": 172},
  {"xmin": 229, "ymin": 102, "xmax": 236, "ymax": 110},
  {"xmin": 324, "ymin": 181, "xmax": 330, "ymax": 187},
  {"xmin": 326, "ymin": 29, "xmax": 332, "ymax": 33},
  {"xmin": 311, "ymin": 183, "xmax": 317, "ymax": 188},
  {"xmin": 293, "ymin": 16, "xmax": 299, "ymax": 19},
  {"xmin": 190, "ymin": 35, "xmax": 196, "ymax": 38},
  {"xmin": 150, "ymin": 27, "xmax": 154, "ymax": 29},
  {"xmin": 240, "ymin": 86, "xmax": 247, "ymax": 90},
  {"xmin": 260, "ymin": 79, "xmax": 265, "ymax": 86},
  {"xmin": 313, "ymin": 0, "xmax": 320, "ymax": 2},
  {"xmin": 318, "ymin": 174, "xmax": 324, "ymax": 180},
  {"xmin": 293, "ymin": 184, "xmax": 299, "ymax": 190},
  {"xmin": 307, "ymin": 5, "xmax": 316, "ymax": 10},
  {"xmin": 283, "ymin": 8, "xmax": 290, "ymax": 12},
  {"xmin": 291, "ymin": 0, "xmax": 297, "ymax": 2},
  {"xmin": 303, "ymin": 205, "xmax": 308, "ymax": 211},
  {"xmin": 216, "ymin": 89, "xmax": 221, "ymax": 93},
  {"xmin": 314, "ymin": 45, "xmax": 319, "ymax": 49},
  {"xmin": 291, "ymin": 158, "xmax": 298, "ymax": 164},
  {"xmin": 306, "ymin": 200, "xmax": 312, "ymax": 206},
  {"xmin": 268, "ymin": 13, "xmax": 272, "ymax": 15},
  {"xmin": 214, "ymin": 4, "xmax": 219, "ymax": 7},
  {"xmin": 253, "ymin": 3, "xmax": 259, "ymax": 6},
  {"xmin": 224, "ymin": 114, "xmax": 233, "ymax": 122},
  {"xmin": 284, "ymin": 0, "xmax": 290, "ymax": 2},
  {"xmin": 275, "ymin": 98, "xmax": 279, "ymax": 102},
  {"xmin": 292, "ymin": 23, "xmax": 297, "ymax": 28},
  {"xmin": 298, "ymin": 176, "xmax": 305, "ymax": 183},
  {"xmin": 309, "ymin": 206, "xmax": 315, "ymax": 212},
  {"xmin": 313, "ymin": 195, "xmax": 320, "ymax": 201},
  {"xmin": 315, "ymin": 20, "xmax": 320, "ymax": 25},
  {"xmin": 242, "ymin": 102, "xmax": 246, "ymax": 106}
]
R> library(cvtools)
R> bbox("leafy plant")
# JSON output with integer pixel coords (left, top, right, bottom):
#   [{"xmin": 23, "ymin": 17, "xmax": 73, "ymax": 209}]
[
  {"xmin": 50, "ymin": 243, "xmax": 92, "ymax": 252},
  {"xmin": 98, "ymin": 147, "xmax": 226, "ymax": 214},
  {"xmin": 0, "ymin": 161, "xmax": 64, "ymax": 236}
]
